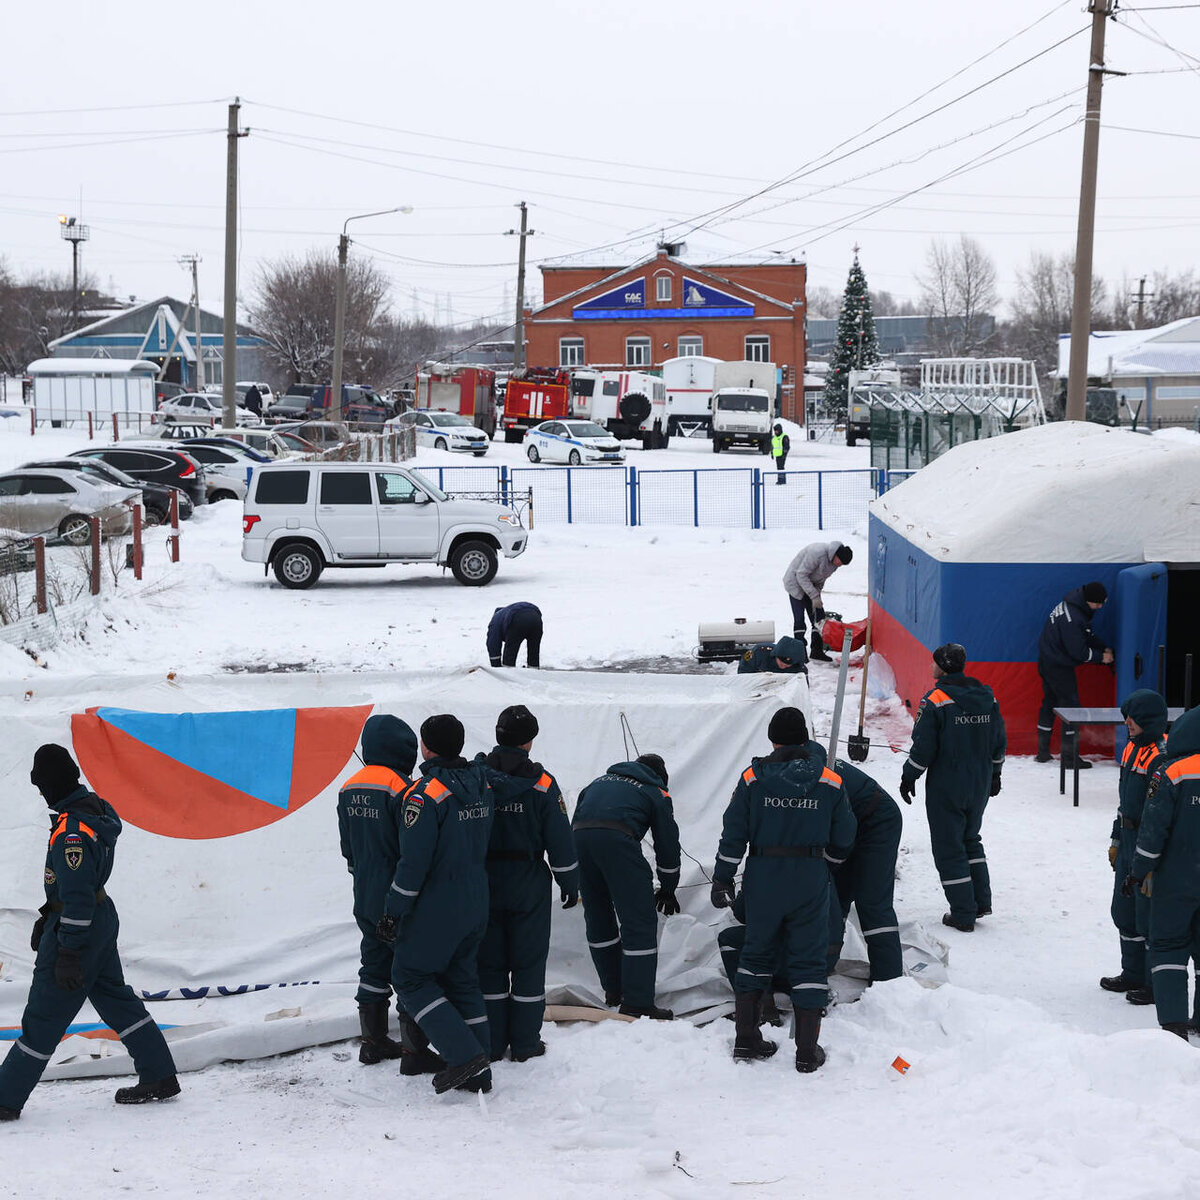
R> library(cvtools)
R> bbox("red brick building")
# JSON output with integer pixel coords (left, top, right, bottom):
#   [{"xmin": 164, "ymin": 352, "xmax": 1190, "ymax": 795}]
[{"xmin": 525, "ymin": 250, "xmax": 808, "ymax": 421}]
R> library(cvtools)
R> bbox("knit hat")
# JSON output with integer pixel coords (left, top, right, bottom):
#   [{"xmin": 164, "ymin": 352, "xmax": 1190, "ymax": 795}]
[
  {"xmin": 1083, "ymin": 581, "xmax": 1108, "ymax": 605},
  {"xmin": 773, "ymin": 636, "xmax": 806, "ymax": 665},
  {"xmin": 30, "ymin": 743, "xmax": 81, "ymax": 807},
  {"xmin": 933, "ymin": 643, "xmax": 967, "ymax": 674},
  {"xmin": 420, "ymin": 714, "xmax": 465, "ymax": 759},
  {"xmin": 767, "ymin": 707, "xmax": 809, "ymax": 745},
  {"xmin": 835, "ymin": 545, "xmax": 853, "ymax": 564},
  {"xmin": 496, "ymin": 704, "xmax": 539, "ymax": 747},
  {"xmin": 636, "ymin": 753, "xmax": 669, "ymax": 788}
]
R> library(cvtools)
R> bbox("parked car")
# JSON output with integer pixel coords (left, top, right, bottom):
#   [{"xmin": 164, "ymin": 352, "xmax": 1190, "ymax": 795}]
[
  {"xmin": 273, "ymin": 420, "xmax": 353, "ymax": 453},
  {"xmin": 196, "ymin": 427, "xmax": 315, "ymax": 459},
  {"xmin": 160, "ymin": 441, "xmax": 258, "ymax": 502},
  {"xmin": 70, "ymin": 446, "xmax": 208, "ymax": 508},
  {"xmin": 387, "ymin": 410, "xmax": 489, "ymax": 455},
  {"xmin": 171, "ymin": 436, "xmax": 273, "ymax": 463},
  {"xmin": 523, "ymin": 419, "xmax": 625, "ymax": 465},
  {"xmin": 307, "ymin": 385, "xmax": 395, "ymax": 426},
  {"xmin": 236, "ymin": 381, "xmax": 274, "ymax": 404},
  {"xmin": 158, "ymin": 392, "xmax": 255, "ymax": 426},
  {"xmin": 21, "ymin": 457, "xmax": 193, "ymax": 525},
  {"xmin": 0, "ymin": 468, "xmax": 136, "ymax": 545},
  {"xmin": 241, "ymin": 461, "xmax": 527, "ymax": 589},
  {"xmin": 266, "ymin": 385, "xmax": 316, "ymax": 423}
]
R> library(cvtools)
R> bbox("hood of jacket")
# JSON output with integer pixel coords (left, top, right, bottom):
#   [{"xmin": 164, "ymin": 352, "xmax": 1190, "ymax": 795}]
[
  {"xmin": 934, "ymin": 672, "xmax": 995, "ymax": 716},
  {"xmin": 1164, "ymin": 705, "xmax": 1200, "ymax": 760},
  {"xmin": 361, "ymin": 714, "xmax": 417, "ymax": 775},
  {"xmin": 480, "ymin": 746, "xmax": 543, "ymax": 798},
  {"xmin": 760, "ymin": 743, "xmax": 824, "ymax": 790},
  {"xmin": 1121, "ymin": 689, "xmax": 1169, "ymax": 743},
  {"xmin": 607, "ymin": 760, "xmax": 667, "ymax": 791},
  {"xmin": 1062, "ymin": 587, "xmax": 1095, "ymax": 619},
  {"xmin": 54, "ymin": 787, "xmax": 122, "ymax": 848}
]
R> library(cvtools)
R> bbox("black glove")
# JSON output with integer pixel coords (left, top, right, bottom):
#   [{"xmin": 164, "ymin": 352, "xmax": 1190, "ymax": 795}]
[
  {"xmin": 1120, "ymin": 874, "xmax": 1142, "ymax": 899},
  {"xmin": 30, "ymin": 904, "xmax": 50, "ymax": 953},
  {"xmin": 710, "ymin": 880, "xmax": 736, "ymax": 909},
  {"xmin": 990, "ymin": 773, "xmax": 1002, "ymax": 797},
  {"xmin": 560, "ymin": 888, "xmax": 579, "ymax": 910},
  {"xmin": 375, "ymin": 914, "xmax": 399, "ymax": 945},
  {"xmin": 813, "ymin": 606, "xmax": 826, "ymax": 622},
  {"xmin": 654, "ymin": 887, "xmax": 680, "ymax": 917},
  {"xmin": 54, "ymin": 947, "xmax": 84, "ymax": 991},
  {"xmin": 899, "ymin": 776, "xmax": 915, "ymax": 805}
]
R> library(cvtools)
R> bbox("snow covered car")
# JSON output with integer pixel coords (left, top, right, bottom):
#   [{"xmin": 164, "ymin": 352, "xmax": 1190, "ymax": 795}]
[
  {"xmin": 242, "ymin": 461, "xmax": 527, "ymax": 589},
  {"xmin": 160, "ymin": 440, "xmax": 264, "ymax": 503},
  {"xmin": 387, "ymin": 410, "xmax": 489, "ymax": 456},
  {"xmin": 158, "ymin": 393, "xmax": 255, "ymax": 427},
  {"xmin": 523, "ymin": 419, "xmax": 625, "ymax": 465},
  {"xmin": 0, "ymin": 467, "xmax": 136, "ymax": 545}
]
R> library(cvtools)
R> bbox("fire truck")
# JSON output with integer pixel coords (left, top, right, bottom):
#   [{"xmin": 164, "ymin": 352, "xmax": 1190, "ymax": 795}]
[
  {"xmin": 501, "ymin": 366, "xmax": 571, "ymax": 442},
  {"xmin": 570, "ymin": 369, "xmax": 669, "ymax": 448},
  {"xmin": 415, "ymin": 364, "xmax": 498, "ymax": 438}
]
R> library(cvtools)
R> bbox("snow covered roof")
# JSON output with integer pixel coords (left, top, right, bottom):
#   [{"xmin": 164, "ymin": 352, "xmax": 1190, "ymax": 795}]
[
  {"xmin": 27, "ymin": 357, "xmax": 159, "ymax": 376},
  {"xmin": 1057, "ymin": 316, "xmax": 1200, "ymax": 379},
  {"xmin": 871, "ymin": 422, "xmax": 1200, "ymax": 563}
]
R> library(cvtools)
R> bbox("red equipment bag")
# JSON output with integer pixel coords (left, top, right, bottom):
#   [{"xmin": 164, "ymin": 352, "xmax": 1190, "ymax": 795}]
[{"xmin": 820, "ymin": 617, "xmax": 869, "ymax": 652}]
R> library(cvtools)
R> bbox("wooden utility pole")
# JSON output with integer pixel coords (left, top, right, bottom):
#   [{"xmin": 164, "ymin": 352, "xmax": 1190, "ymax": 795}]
[
  {"xmin": 181, "ymin": 254, "xmax": 203, "ymax": 390},
  {"xmin": 1065, "ymin": 1, "xmax": 1118, "ymax": 423},
  {"xmin": 507, "ymin": 202, "xmax": 534, "ymax": 374},
  {"xmin": 1130, "ymin": 276, "xmax": 1154, "ymax": 328},
  {"xmin": 222, "ymin": 100, "xmax": 247, "ymax": 429}
]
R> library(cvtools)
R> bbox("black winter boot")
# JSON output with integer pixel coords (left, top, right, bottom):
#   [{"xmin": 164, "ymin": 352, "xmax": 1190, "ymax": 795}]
[
  {"xmin": 1163, "ymin": 1022, "xmax": 1190, "ymax": 1041},
  {"xmin": 1125, "ymin": 986, "xmax": 1155, "ymax": 1006},
  {"xmin": 358, "ymin": 1001, "xmax": 404, "ymax": 1065},
  {"xmin": 733, "ymin": 993, "xmax": 778, "ymax": 1062},
  {"xmin": 0, "ymin": 1107, "xmax": 20, "ymax": 1121},
  {"xmin": 114, "ymin": 1074, "xmax": 181, "ymax": 1105},
  {"xmin": 619, "ymin": 1003, "xmax": 674, "ymax": 1020},
  {"xmin": 511, "ymin": 1040, "xmax": 546, "ymax": 1063},
  {"xmin": 794, "ymin": 1009, "xmax": 826, "ymax": 1073},
  {"xmin": 809, "ymin": 632, "xmax": 832, "ymax": 663},
  {"xmin": 761, "ymin": 991, "xmax": 785, "ymax": 1028},
  {"xmin": 432, "ymin": 1053, "xmax": 491, "ymax": 1095},
  {"xmin": 1099, "ymin": 972, "xmax": 1141, "ymax": 993},
  {"xmin": 1035, "ymin": 730, "xmax": 1052, "ymax": 763},
  {"xmin": 397, "ymin": 1011, "xmax": 445, "ymax": 1076}
]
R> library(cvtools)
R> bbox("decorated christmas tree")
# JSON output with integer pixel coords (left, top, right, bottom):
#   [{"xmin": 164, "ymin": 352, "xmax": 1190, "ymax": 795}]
[{"xmin": 822, "ymin": 251, "xmax": 881, "ymax": 417}]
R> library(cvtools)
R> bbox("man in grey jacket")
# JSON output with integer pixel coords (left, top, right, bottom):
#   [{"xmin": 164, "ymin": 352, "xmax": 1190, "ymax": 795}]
[{"xmin": 782, "ymin": 541, "xmax": 852, "ymax": 663}]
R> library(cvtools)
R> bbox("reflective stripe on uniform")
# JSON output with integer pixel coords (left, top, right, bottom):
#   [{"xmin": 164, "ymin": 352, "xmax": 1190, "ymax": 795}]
[
  {"xmin": 59, "ymin": 917, "xmax": 91, "ymax": 927},
  {"xmin": 588, "ymin": 936, "xmax": 620, "ymax": 949},
  {"xmin": 1136, "ymin": 849, "xmax": 1161, "ymax": 859},
  {"xmin": 622, "ymin": 947, "xmax": 657, "ymax": 956},
  {"xmin": 791, "ymin": 983, "xmax": 827, "ymax": 991},
  {"xmin": 483, "ymin": 992, "xmax": 510, "ymax": 1001},
  {"xmin": 465, "ymin": 1015, "xmax": 488, "ymax": 1026},
  {"xmin": 967, "ymin": 857, "xmax": 986, "ymax": 865},
  {"xmin": 415, "ymin": 997, "xmax": 448, "ymax": 1023},
  {"xmin": 534, "ymin": 773, "xmax": 553, "ymax": 792},
  {"xmin": 1151, "ymin": 963, "xmax": 1189, "ymax": 973},
  {"xmin": 550, "ymin": 862, "xmax": 578, "ymax": 874},
  {"xmin": 742, "ymin": 767, "xmax": 756, "ymax": 784},
  {"xmin": 941, "ymin": 876, "xmax": 972, "ymax": 886},
  {"xmin": 512, "ymin": 994, "xmax": 545, "ymax": 1003},
  {"xmin": 737, "ymin": 968, "xmax": 771, "ymax": 977},
  {"xmin": 359, "ymin": 981, "xmax": 390, "ymax": 994},
  {"xmin": 118, "ymin": 1014, "xmax": 154, "ymax": 1040},
  {"xmin": 717, "ymin": 853, "xmax": 741, "ymax": 865},
  {"xmin": 1119, "ymin": 934, "xmax": 1145, "ymax": 943},
  {"xmin": 906, "ymin": 757, "xmax": 926, "ymax": 772},
  {"xmin": 820, "ymin": 767, "xmax": 842, "ymax": 787},
  {"xmin": 391, "ymin": 883, "xmax": 420, "ymax": 896},
  {"xmin": 862, "ymin": 925, "xmax": 900, "ymax": 937},
  {"xmin": 423, "ymin": 778, "xmax": 451, "ymax": 802},
  {"xmin": 16, "ymin": 1040, "xmax": 52, "ymax": 1061},
  {"xmin": 657, "ymin": 865, "xmax": 680, "ymax": 875}
]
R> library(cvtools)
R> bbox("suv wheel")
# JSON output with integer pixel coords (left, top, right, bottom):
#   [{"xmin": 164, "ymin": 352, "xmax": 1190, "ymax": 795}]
[
  {"xmin": 210, "ymin": 489, "xmax": 237, "ymax": 503},
  {"xmin": 272, "ymin": 544, "xmax": 323, "ymax": 589},
  {"xmin": 450, "ymin": 539, "xmax": 497, "ymax": 587},
  {"xmin": 144, "ymin": 506, "xmax": 167, "ymax": 527},
  {"xmin": 59, "ymin": 515, "xmax": 93, "ymax": 546}
]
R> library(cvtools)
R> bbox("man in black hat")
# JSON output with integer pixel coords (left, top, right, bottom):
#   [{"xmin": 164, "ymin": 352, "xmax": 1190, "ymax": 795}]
[
  {"xmin": 378, "ymin": 714, "xmax": 495, "ymax": 1095},
  {"xmin": 475, "ymin": 705, "xmax": 578, "ymax": 1063},
  {"xmin": 900, "ymin": 644, "xmax": 1006, "ymax": 932},
  {"xmin": 0, "ymin": 745, "xmax": 180, "ymax": 1120},
  {"xmin": 572, "ymin": 752, "xmax": 681, "ymax": 1019},
  {"xmin": 710, "ymin": 707, "xmax": 856, "ymax": 1073},
  {"xmin": 1036, "ymin": 582, "xmax": 1114, "ymax": 766}
]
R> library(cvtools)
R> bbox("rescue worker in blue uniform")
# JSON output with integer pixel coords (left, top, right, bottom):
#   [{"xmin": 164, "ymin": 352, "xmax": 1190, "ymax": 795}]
[
  {"xmin": 476, "ymin": 705, "xmax": 579, "ymax": 1063},
  {"xmin": 0, "ymin": 745, "xmax": 179, "ymax": 1120},
  {"xmin": 827, "ymin": 758, "xmax": 904, "ymax": 983},
  {"xmin": 900, "ymin": 643, "xmax": 1006, "ymax": 932},
  {"xmin": 338, "ymin": 713, "xmax": 442, "ymax": 1071},
  {"xmin": 717, "ymin": 889, "xmax": 789, "ymax": 1026},
  {"xmin": 378, "ymin": 714, "xmax": 495, "ymax": 1094},
  {"xmin": 487, "ymin": 601, "xmax": 543, "ymax": 668},
  {"xmin": 1126, "ymin": 705, "xmax": 1200, "ymax": 1039},
  {"xmin": 1036, "ymin": 582, "xmax": 1113, "ymax": 766},
  {"xmin": 737, "ymin": 635, "xmax": 808, "ymax": 676},
  {"xmin": 573, "ymin": 754, "xmax": 681, "ymax": 1019},
  {"xmin": 711, "ymin": 708, "xmax": 856, "ymax": 1072},
  {"xmin": 1100, "ymin": 690, "xmax": 1168, "ymax": 1005}
]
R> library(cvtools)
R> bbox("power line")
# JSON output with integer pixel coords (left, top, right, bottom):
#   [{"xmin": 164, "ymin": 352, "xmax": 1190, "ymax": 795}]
[
  {"xmin": 0, "ymin": 130, "xmax": 219, "ymax": 155},
  {"xmin": 0, "ymin": 99, "xmax": 227, "ymax": 118}
]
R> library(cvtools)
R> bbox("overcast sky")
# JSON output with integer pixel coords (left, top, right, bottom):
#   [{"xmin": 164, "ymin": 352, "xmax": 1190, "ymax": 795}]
[{"xmin": 2, "ymin": 0, "xmax": 1199, "ymax": 332}]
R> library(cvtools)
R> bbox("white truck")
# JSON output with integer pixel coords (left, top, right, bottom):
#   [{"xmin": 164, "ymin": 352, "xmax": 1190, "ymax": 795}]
[
  {"xmin": 846, "ymin": 365, "xmax": 901, "ymax": 446},
  {"xmin": 710, "ymin": 360, "xmax": 778, "ymax": 454},
  {"xmin": 662, "ymin": 355, "xmax": 721, "ymax": 437},
  {"xmin": 569, "ymin": 369, "xmax": 669, "ymax": 448},
  {"xmin": 27, "ymin": 358, "xmax": 158, "ymax": 426}
]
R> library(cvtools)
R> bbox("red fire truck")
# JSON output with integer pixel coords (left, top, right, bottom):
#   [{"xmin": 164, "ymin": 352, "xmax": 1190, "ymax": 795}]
[
  {"xmin": 415, "ymin": 364, "xmax": 498, "ymax": 438},
  {"xmin": 501, "ymin": 366, "xmax": 572, "ymax": 442}
]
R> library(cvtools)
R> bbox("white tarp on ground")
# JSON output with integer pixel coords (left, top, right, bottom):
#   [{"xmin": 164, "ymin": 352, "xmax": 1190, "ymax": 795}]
[{"xmin": 0, "ymin": 667, "xmax": 944, "ymax": 1078}]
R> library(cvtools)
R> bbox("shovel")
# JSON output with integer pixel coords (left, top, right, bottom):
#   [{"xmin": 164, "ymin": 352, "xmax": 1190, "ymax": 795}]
[{"xmin": 847, "ymin": 619, "xmax": 872, "ymax": 762}]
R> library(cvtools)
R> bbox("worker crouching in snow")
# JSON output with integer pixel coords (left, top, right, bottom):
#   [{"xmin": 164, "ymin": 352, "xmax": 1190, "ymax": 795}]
[
  {"xmin": 710, "ymin": 707, "xmax": 856, "ymax": 1073},
  {"xmin": 737, "ymin": 635, "xmax": 808, "ymax": 676}
]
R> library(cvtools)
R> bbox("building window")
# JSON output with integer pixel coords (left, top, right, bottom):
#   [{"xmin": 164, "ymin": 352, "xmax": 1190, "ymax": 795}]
[
  {"xmin": 655, "ymin": 275, "xmax": 672, "ymax": 302},
  {"xmin": 678, "ymin": 335, "xmax": 703, "ymax": 357},
  {"xmin": 559, "ymin": 337, "xmax": 584, "ymax": 367},
  {"xmin": 626, "ymin": 337, "xmax": 651, "ymax": 367},
  {"xmin": 745, "ymin": 335, "xmax": 771, "ymax": 362}
]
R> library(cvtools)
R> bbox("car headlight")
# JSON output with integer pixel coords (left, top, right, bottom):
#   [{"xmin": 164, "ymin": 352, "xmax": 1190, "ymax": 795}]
[{"xmin": 497, "ymin": 513, "xmax": 522, "ymax": 526}]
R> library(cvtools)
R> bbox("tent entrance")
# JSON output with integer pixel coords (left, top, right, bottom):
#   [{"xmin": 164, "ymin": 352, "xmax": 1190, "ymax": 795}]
[{"xmin": 1165, "ymin": 566, "xmax": 1200, "ymax": 707}]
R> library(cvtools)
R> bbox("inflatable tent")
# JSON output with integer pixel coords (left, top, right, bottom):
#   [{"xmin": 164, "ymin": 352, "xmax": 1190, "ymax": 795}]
[{"xmin": 868, "ymin": 423, "xmax": 1200, "ymax": 755}]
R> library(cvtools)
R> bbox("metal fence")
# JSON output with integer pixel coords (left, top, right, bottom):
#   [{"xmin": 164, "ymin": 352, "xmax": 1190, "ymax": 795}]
[{"xmin": 428, "ymin": 464, "xmax": 892, "ymax": 529}]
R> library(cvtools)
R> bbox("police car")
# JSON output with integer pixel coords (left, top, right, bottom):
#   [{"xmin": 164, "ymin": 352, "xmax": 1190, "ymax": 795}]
[
  {"xmin": 388, "ymin": 410, "xmax": 490, "ymax": 456},
  {"xmin": 523, "ymin": 420, "xmax": 625, "ymax": 465}
]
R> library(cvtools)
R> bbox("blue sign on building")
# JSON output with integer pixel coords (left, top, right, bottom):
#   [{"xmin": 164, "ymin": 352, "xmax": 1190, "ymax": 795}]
[{"xmin": 571, "ymin": 274, "xmax": 754, "ymax": 321}]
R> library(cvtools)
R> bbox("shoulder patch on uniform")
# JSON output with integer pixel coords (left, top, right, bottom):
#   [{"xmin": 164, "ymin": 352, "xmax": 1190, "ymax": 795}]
[
  {"xmin": 928, "ymin": 689, "xmax": 952, "ymax": 706},
  {"xmin": 64, "ymin": 842, "xmax": 84, "ymax": 871},
  {"xmin": 820, "ymin": 767, "xmax": 843, "ymax": 787},
  {"xmin": 534, "ymin": 772, "xmax": 553, "ymax": 792},
  {"xmin": 424, "ymin": 778, "xmax": 450, "ymax": 802},
  {"xmin": 742, "ymin": 766, "xmax": 757, "ymax": 784},
  {"xmin": 558, "ymin": 796, "xmax": 568, "ymax": 816},
  {"xmin": 403, "ymin": 798, "xmax": 422, "ymax": 829},
  {"xmin": 743, "ymin": 650, "xmax": 753, "ymax": 662},
  {"xmin": 44, "ymin": 867, "xmax": 56, "ymax": 886}
]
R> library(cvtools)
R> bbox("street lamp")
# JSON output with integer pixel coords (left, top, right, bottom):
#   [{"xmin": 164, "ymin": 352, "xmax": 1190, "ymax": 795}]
[{"xmin": 331, "ymin": 206, "xmax": 413, "ymax": 425}]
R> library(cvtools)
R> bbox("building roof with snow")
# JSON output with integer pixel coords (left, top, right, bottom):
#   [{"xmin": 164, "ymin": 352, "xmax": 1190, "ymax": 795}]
[{"xmin": 1057, "ymin": 316, "xmax": 1200, "ymax": 380}]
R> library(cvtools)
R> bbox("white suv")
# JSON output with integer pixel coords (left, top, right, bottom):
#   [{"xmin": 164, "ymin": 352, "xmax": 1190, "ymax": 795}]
[{"xmin": 241, "ymin": 461, "xmax": 527, "ymax": 589}]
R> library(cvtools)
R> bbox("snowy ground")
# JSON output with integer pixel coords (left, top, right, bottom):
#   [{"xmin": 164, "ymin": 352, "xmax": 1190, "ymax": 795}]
[{"xmin": 2, "ymin": 415, "xmax": 1199, "ymax": 1199}]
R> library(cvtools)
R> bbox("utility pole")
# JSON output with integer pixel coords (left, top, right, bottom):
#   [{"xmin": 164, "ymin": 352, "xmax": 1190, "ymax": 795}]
[
  {"xmin": 58, "ymin": 215, "xmax": 90, "ymax": 329},
  {"xmin": 181, "ymin": 254, "xmax": 203, "ymax": 390},
  {"xmin": 1066, "ymin": 1, "xmax": 1119, "ymax": 423},
  {"xmin": 222, "ymin": 99, "xmax": 248, "ymax": 430},
  {"xmin": 506, "ymin": 202, "xmax": 534, "ymax": 374},
  {"xmin": 1130, "ymin": 275, "xmax": 1154, "ymax": 329}
]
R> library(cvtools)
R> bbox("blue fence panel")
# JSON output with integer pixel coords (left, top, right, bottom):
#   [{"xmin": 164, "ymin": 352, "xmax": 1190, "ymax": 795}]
[
  {"xmin": 882, "ymin": 469, "xmax": 918, "ymax": 493},
  {"xmin": 760, "ymin": 469, "xmax": 879, "ymax": 530},
  {"xmin": 417, "ymin": 465, "xmax": 503, "ymax": 493},
  {"xmin": 508, "ymin": 466, "xmax": 629, "ymax": 525},
  {"xmin": 636, "ymin": 468, "xmax": 755, "ymax": 527}
]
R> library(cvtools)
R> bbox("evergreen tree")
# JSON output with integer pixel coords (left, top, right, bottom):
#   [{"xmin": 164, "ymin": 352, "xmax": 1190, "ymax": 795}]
[{"xmin": 822, "ymin": 252, "xmax": 881, "ymax": 416}]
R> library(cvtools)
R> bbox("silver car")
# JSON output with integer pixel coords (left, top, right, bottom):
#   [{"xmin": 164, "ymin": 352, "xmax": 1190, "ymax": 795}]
[{"xmin": 0, "ymin": 468, "xmax": 136, "ymax": 545}]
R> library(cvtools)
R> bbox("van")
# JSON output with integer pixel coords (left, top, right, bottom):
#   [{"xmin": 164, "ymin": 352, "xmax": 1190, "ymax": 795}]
[{"xmin": 241, "ymin": 461, "xmax": 527, "ymax": 589}]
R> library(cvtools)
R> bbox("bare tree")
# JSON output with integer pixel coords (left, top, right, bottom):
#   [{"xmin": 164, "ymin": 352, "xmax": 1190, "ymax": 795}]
[
  {"xmin": 871, "ymin": 290, "xmax": 922, "ymax": 317},
  {"xmin": 248, "ymin": 250, "xmax": 392, "ymax": 384},
  {"xmin": 0, "ymin": 268, "xmax": 93, "ymax": 375},
  {"xmin": 806, "ymin": 285, "xmax": 841, "ymax": 319},
  {"xmin": 917, "ymin": 235, "xmax": 999, "ymax": 355}
]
